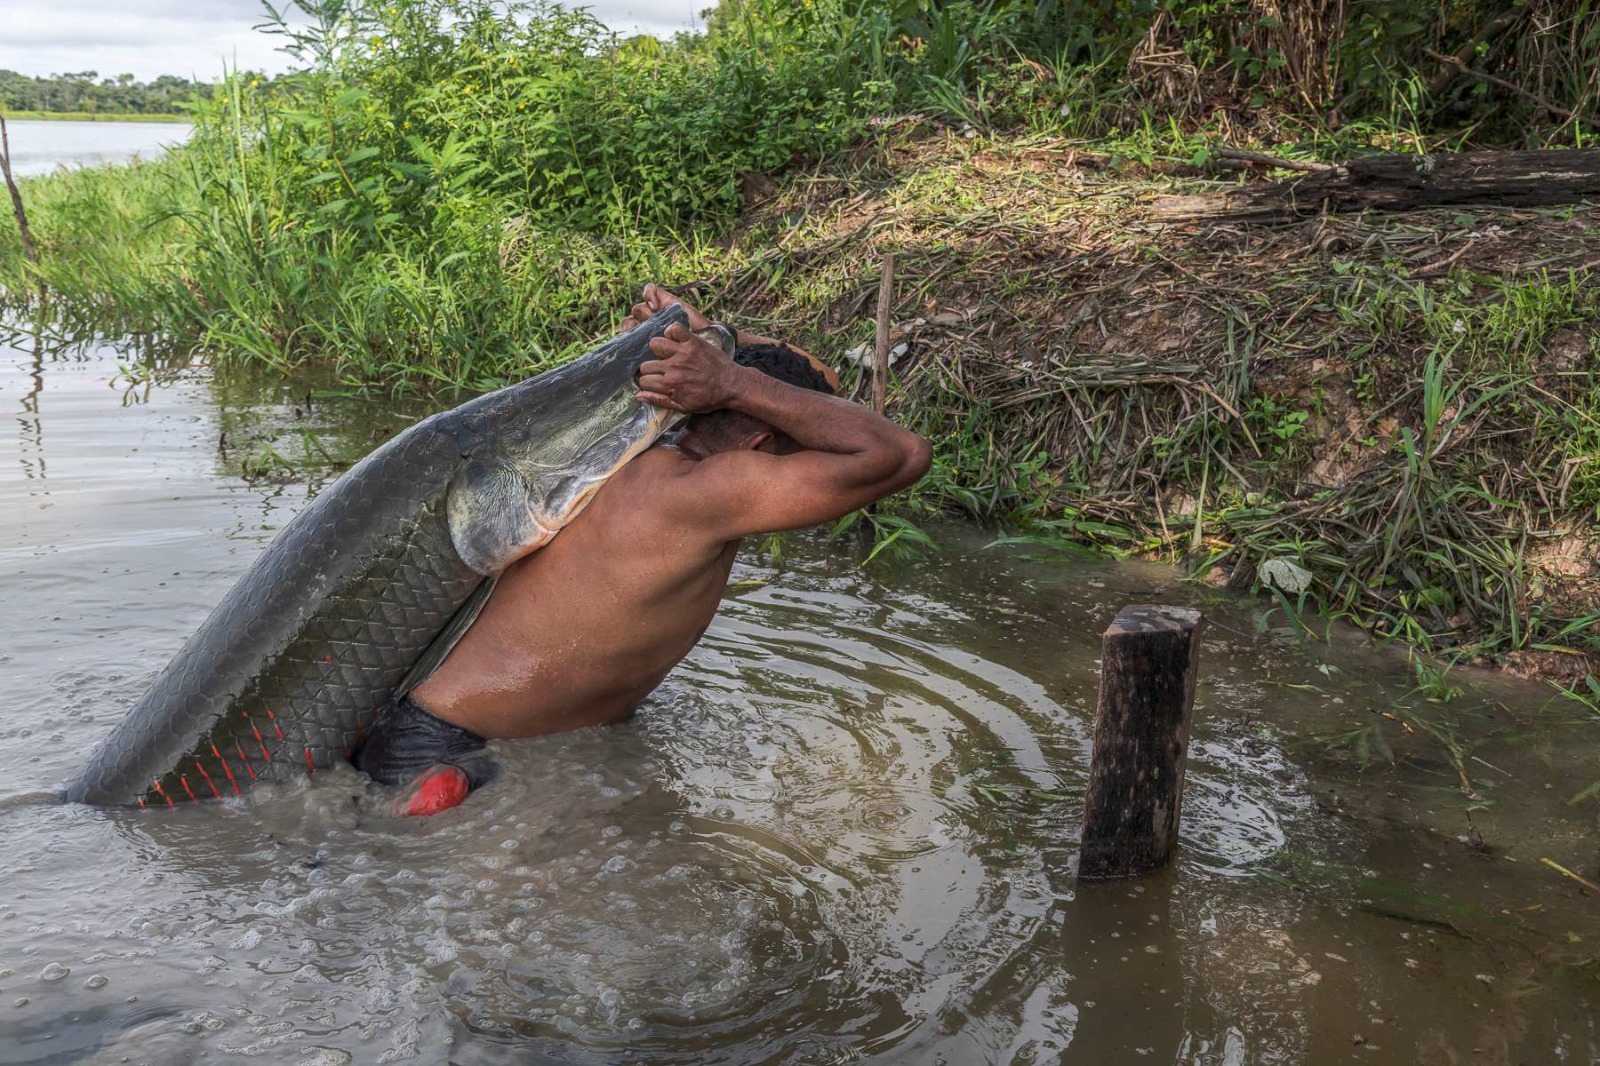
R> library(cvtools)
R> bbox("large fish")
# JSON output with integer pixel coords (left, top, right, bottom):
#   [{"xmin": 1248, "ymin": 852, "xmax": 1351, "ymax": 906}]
[{"xmin": 65, "ymin": 306, "xmax": 703, "ymax": 806}]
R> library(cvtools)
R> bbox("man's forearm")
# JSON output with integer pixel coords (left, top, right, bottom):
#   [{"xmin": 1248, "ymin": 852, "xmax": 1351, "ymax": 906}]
[{"xmin": 724, "ymin": 365, "xmax": 923, "ymax": 472}]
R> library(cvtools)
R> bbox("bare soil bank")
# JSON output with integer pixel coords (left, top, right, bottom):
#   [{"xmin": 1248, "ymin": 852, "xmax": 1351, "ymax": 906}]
[{"xmin": 699, "ymin": 130, "xmax": 1600, "ymax": 678}]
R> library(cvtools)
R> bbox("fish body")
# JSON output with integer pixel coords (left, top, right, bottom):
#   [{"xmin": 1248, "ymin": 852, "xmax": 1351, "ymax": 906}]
[{"xmin": 64, "ymin": 307, "xmax": 691, "ymax": 806}]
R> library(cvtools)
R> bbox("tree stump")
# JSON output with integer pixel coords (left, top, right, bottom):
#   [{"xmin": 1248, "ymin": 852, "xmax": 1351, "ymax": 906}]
[{"xmin": 1079, "ymin": 605, "xmax": 1203, "ymax": 880}]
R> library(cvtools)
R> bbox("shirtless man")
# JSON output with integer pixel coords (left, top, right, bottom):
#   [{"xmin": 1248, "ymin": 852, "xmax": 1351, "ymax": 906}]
[{"xmin": 352, "ymin": 285, "xmax": 932, "ymax": 814}]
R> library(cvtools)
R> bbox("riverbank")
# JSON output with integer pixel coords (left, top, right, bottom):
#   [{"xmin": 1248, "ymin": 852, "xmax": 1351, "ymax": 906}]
[
  {"xmin": 707, "ymin": 131, "xmax": 1600, "ymax": 678},
  {"xmin": 2, "ymin": 110, "xmax": 190, "ymax": 123}
]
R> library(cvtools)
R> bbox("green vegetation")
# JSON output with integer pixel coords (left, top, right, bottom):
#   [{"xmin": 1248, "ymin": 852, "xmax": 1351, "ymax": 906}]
[
  {"xmin": 0, "ymin": 111, "xmax": 192, "ymax": 123},
  {"xmin": 0, "ymin": 0, "xmax": 1596, "ymax": 680},
  {"xmin": 0, "ymin": 69, "xmax": 213, "ymax": 117}
]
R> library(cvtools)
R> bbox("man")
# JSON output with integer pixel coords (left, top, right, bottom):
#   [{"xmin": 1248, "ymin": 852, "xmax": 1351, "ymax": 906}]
[{"xmin": 354, "ymin": 285, "xmax": 932, "ymax": 814}]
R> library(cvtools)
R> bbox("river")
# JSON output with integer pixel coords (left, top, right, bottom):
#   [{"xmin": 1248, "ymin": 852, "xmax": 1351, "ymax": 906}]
[
  {"xmin": 0, "ymin": 329, "xmax": 1596, "ymax": 1063},
  {"xmin": 2, "ymin": 119, "xmax": 190, "ymax": 179}
]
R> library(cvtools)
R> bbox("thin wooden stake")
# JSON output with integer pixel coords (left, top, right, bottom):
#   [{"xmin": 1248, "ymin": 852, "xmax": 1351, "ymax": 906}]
[
  {"xmin": 1079, "ymin": 604, "xmax": 1204, "ymax": 880},
  {"xmin": 0, "ymin": 113, "xmax": 40, "ymax": 269},
  {"xmin": 871, "ymin": 252, "xmax": 894, "ymax": 416}
]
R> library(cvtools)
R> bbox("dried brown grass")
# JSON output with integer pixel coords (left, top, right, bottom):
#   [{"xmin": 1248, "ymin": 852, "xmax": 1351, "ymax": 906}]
[{"xmin": 693, "ymin": 130, "xmax": 1600, "ymax": 664}]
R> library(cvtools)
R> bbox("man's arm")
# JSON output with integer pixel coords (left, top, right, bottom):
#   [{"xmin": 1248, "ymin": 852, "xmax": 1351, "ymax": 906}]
[{"xmin": 638, "ymin": 325, "xmax": 931, "ymax": 540}]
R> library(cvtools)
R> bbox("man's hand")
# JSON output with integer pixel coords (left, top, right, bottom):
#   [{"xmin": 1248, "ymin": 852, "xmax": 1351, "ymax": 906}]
[
  {"xmin": 621, "ymin": 283, "xmax": 710, "ymax": 333},
  {"xmin": 636, "ymin": 323, "xmax": 743, "ymax": 413},
  {"xmin": 620, "ymin": 282, "xmax": 843, "ymax": 393}
]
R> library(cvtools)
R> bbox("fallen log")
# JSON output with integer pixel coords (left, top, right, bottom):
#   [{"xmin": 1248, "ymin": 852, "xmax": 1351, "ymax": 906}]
[{"xmin": 1150, "ymin": 148, "xmax": 1600, "ymax": 224}]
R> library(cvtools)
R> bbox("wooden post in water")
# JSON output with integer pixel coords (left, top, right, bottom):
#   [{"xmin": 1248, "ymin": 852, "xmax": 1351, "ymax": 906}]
[{"xmin": 1079, "ymin": 604, "xmax": 1203, "ymax": 880}]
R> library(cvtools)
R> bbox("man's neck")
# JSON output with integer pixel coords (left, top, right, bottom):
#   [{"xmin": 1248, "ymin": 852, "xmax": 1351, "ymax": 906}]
[{"xmin": 659, "ymin": 437, "xmax": 711, "ymax": 462}]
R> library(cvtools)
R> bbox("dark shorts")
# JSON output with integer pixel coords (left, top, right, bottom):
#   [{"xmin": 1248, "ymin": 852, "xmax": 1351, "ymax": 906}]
[{"xmin": 352, "ymin": 694, "xmax": 496, "ymax": 790}]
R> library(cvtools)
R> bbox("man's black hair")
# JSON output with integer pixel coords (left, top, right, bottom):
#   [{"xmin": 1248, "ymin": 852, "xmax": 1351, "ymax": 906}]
[
  {"xmin": 731, "ymin": 342, "xmax": 834, "ymax": 394},
  {"xmin": 687, "ymin": 341, "xmax": 833, "ymax": 451}
]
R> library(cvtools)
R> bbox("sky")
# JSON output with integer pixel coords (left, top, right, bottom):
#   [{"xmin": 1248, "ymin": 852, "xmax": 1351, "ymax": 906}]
[{"xmin": 0, "ymin": 0, "xmax": 704, "ymax": 82}]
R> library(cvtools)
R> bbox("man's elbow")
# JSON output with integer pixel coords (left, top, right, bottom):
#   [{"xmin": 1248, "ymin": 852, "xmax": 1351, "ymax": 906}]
[
  {"xmin": 891, "ymin": 433, "xmax": 933, "ymax": 490},
  {"xmin": 852, "ymin": 432, "xmax": 932, "ymax": 500}
]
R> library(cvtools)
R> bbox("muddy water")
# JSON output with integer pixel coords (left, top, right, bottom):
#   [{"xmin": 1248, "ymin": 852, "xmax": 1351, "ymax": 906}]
[{"xmin": 1, "ymin": 331, "xmax": 1597, "ymax": 1065}]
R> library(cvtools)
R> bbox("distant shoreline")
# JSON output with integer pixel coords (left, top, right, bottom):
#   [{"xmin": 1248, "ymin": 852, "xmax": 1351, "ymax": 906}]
[{"xmin": 2, "ymin": 111, "xmax": 192, "ymax": 124}]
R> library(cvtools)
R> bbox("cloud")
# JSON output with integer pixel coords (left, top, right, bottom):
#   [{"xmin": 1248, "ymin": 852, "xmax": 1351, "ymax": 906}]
[
  {"xmin": 582, "ymin": 0, "xmax": 705, "ymax": 36},
  {"xmin": 0, "ymin": 0, "xmax": 702, "ymax": 81}
]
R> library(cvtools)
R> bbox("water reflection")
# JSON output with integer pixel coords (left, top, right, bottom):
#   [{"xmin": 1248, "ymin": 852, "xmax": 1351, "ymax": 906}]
[
  {"xmin": 0, "ymin": 332, "xmax": 1596, "ymax": 1064},
  {"xmin": 14, "ymin": 331, "xmax": 43, "ymax": 482}
]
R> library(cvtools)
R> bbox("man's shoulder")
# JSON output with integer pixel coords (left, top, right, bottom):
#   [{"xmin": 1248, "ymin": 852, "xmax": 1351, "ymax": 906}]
[
  {"xmin": 595, "ymin": 444, "xmax": 702, "ymax": 513},
  {"xmin": 608, "ymin": 443, "xmax": 777, "ymax": 534},
  {"xmin": 615, "ymin": 443, "xmax": 697, "ymax": 484}
]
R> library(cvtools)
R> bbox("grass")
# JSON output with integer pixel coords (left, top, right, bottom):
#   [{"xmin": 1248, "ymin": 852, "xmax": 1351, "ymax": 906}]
[
  {"xmin": 1, "ymin": 111, "xmax": 192, "ymax": 123},
  {"xmin": 0, "ymin": 0, "xmax": 1596, "ymax": 682},
  {"xmin": 698, "ymin": 131, "xmax": 1600, "ymax": 672}
]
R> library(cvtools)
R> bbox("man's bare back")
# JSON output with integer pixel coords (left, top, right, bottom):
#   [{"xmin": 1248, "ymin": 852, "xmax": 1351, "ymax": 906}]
[
  {"xmin": 354, "ymin": 285, "xmax": 930, "ymax": 812},
  {"xmin": 412, "ymin": 445, "xmax": 739, "ymax": 738}
]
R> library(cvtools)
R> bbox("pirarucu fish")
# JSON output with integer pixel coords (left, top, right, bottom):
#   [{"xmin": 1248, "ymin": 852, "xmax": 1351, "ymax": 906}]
[{"xmin": 65, "ymin": 306, "xmax": 698, "ymax": 806}]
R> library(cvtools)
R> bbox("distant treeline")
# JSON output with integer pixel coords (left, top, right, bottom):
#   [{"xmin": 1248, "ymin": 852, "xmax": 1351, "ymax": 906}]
[{"xmin": 0, "ymin": 70, "xmax": 218, "ymax": 116}]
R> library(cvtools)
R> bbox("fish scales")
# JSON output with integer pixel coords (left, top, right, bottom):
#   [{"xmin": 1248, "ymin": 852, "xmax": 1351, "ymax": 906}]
[{"xmin": 73, "ymin": 417, "xmax": 477, "ymax": 804}]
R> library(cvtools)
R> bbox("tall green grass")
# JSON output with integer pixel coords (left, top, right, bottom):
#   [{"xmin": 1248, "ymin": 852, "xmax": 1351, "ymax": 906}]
[
  {"xmin": 0, "ymin": 0, "xmax": 1058, "ymax": 386},
  {"xmin": 4, "ymin": 0, "xmax": 1595, "ymax": 385}
]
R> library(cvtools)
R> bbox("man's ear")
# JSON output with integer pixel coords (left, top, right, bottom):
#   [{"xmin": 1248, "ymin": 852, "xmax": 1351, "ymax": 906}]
[{"xmin": 745, "ymin": 429, "xmax": 777, "ymax": 454}]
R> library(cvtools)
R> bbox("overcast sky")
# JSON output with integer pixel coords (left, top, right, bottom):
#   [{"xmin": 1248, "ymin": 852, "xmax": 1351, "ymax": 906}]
[{"xmin": 0, "ymin": 0, "xmax": 704, "ymax": 81}]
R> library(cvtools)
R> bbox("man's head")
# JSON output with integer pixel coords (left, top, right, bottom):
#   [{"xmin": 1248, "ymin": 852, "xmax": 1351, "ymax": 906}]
[{"xmin": 681, "ymin": 342, "xmax": 835, "ymax": 455}]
